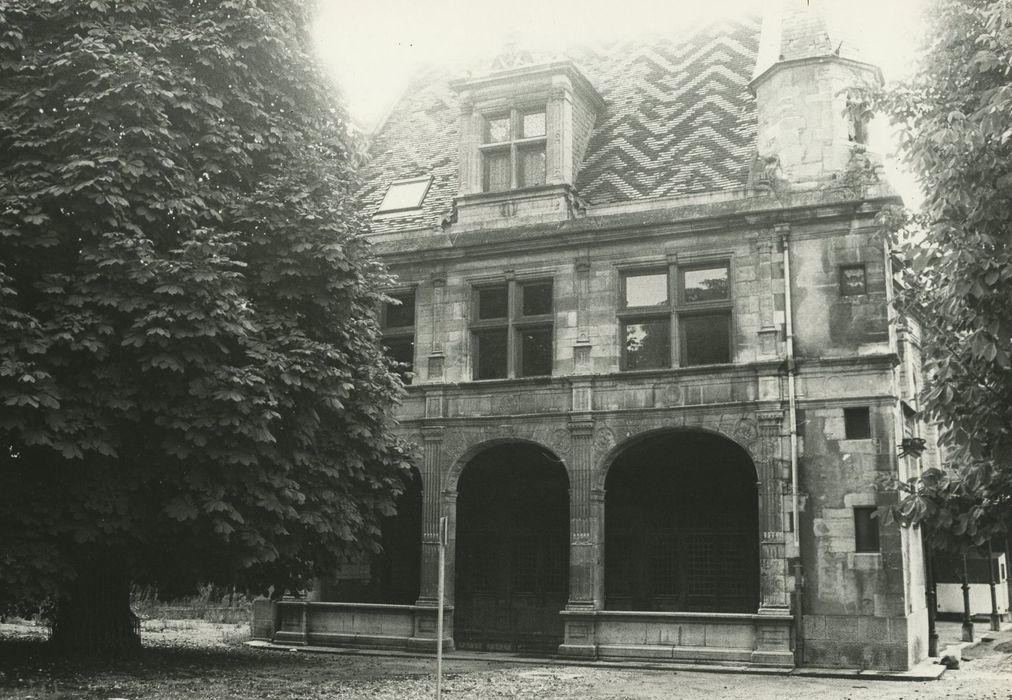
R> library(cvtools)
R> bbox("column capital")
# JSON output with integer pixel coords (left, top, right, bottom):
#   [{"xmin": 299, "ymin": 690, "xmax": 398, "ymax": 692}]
[
  {"xmin": 420, "ymin": 425, "xmax": 445, "ymax": 441},
  {"xmin": 757, "ymin": 410, "xmax": 784, "ymax": 427}
]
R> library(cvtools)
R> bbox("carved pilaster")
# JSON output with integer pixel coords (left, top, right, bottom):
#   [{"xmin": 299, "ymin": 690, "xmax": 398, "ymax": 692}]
[
  {"xmin": 574, "ymin": 255, "xmax": 591, "ymax": 372},
  {"xmin": 567, "ymin": 421, "xmax": 599, "ymax": 609},
  {"xmin": 757, "ymin": 232, "xmax": 780, "ymax": 358},
  {"xmin": 756, "ymin": 411, "xmax": 790, "ymax": 610},
  {"xmin": 429, "ymin": 273, "xmax": 446, "ymax": 356},
  {"xmin": 457, "ymin": 97, "xmax": 481, "ymax": 195},
  {"xmin": 417, "ymin": 426, "xmax": 445, "ymax": 605},
  {"xmin": 546, "ymin": 83, "xmax": 572, "ymax": 185}
]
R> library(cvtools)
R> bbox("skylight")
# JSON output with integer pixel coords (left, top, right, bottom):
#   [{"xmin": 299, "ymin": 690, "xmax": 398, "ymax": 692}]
[{"xmin": 376, "ymin": 176, "xmax": 431, "ymax": 214}]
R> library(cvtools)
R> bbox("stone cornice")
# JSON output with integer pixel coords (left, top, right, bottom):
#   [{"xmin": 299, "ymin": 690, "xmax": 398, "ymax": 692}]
[{"xmin": 376, "ymin": 186, "xmax": 901, "ymax": 266}]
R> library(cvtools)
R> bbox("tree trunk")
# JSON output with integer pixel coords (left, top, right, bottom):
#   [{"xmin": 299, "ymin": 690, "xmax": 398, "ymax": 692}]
[{"xmin": 50, "ymin": 554, "xmax": 140, "ymax": 653}]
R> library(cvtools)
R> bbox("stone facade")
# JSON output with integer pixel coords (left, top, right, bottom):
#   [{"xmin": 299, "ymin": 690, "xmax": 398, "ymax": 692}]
[{"xmin": 255, "ymin": 2, "xmax": 935, "ymax": 672}]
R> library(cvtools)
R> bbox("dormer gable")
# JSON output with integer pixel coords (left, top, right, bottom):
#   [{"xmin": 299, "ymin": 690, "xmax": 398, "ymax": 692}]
[{"xmin": 451, "ymin": 58, "xmax": 605, "ymax": 229}]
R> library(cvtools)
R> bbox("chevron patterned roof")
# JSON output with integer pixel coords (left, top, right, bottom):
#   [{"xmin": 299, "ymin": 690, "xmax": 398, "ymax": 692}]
[{"xmin": 361, "ymin": 17, "xmax": 761, "ymax": 234}]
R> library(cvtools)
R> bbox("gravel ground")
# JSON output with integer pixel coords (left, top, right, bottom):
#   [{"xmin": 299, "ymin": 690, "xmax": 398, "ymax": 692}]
[{"xmin": 1, "ymin": 620, "xmax": 1010, "ymax": 699}]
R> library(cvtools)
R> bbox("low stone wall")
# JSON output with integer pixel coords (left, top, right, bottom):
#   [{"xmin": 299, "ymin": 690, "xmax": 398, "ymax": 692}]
[
  {"xmin": 802, "ymin": 612, "xmax": 922, "ymax": 670},
  {"xmin": 558, "ymin": 610, "xmax": 794, "ymax": 667},
  {"xmin": 253, "ymin": 600, "xmax": 453, "ymax": 653}
]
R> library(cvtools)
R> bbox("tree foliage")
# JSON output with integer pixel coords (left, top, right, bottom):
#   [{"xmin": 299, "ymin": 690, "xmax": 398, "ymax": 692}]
[
  {"xmin": 867, "ymin": 0, "xmax": 1012, "ymax": 541},
  {"xmin": 0, "ymin": 0, "xmax": 411, "ymax": 644}
]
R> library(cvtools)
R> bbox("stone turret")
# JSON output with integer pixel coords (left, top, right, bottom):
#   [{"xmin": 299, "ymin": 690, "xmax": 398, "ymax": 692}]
[{"xmin": 750, "ymin": 0, "xmax": 882, "ymax": 184}]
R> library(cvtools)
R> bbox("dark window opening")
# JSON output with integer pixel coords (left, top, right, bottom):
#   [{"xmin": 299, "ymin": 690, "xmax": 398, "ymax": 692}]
[
  {"xmin": 622, "ymin": 318, "xmax": 670, "ymax": 370},
  {"xmin": 619, "ymin": 262, "xmax": 733, "ymax": 371},
  {"xmin": 472, "ymin": 279, "xmax": 553, "ymax": 380},
  {"xmin": 384, "ymin": 291, "xmax": 415, "ymax": 329},
  {"xmin": 475, "ymin": 329, "xmax": 509, "ymax": 380},
  {"xmin": 681, "ymin": 313, "xmax": 731, "ymax": 366},
  {"xmin": 384, "ymin": 337, "xmax": 415, "ymax": 384},
  {"xmin": 521, "ymin": 282, "xmax": 553, "ymax": 316},
  {"xmin": 483, "ymin": 149, "xmax": 511, "ymax": 192},
  {"xmin": 854, "ymin": 506, "xmax": 880, "ymax": 553},
  {"xmin": 518, "ymin": 144, "xmax": 546, "ymax": 188},
  {"xmin": 844, "ymin": 407, "xmax": 872, "ymax": 439},
  {"xmin": 477, "ymin": 285, "xmax": 509, "ymax": 320},
  {"xmin": 480, "ymin": 108, "xmax": 547, "ymax": 192},
  {"xmin": 520, "ymin": 326, "xmax": 553, "ymax": 377},
  {"xmin": 383, "ymin": 291, "xmax": 416, "ymax": 384},
  {"xmin": 839, "ymin": 264, "xmax": 867, "ymax": 296}
]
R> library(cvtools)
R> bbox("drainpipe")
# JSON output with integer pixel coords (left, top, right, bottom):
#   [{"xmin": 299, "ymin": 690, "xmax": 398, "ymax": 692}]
[
  {"xmin": 782, "ymin": 231, "xmax": 799, "ymax": 548},
  {"xmin": 782, "ymin": 229, "xmax": 803, "ymax": 667}
]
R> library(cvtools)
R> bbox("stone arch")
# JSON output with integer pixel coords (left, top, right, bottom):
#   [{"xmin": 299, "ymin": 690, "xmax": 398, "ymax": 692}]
[
  {"xmin": 601, "ymin": 427, "xmax": 761, "ymax": 613},
  {"xmin": 445, "ymin": 435, "xmax": 569, "ymax": 494},
  {"xmin": 591, "ymin": 416, "xmax": 761, "ymax": 492},
  {"xmin": 451, "ymin": 439, "xmax": 571, "ymax": 653}
]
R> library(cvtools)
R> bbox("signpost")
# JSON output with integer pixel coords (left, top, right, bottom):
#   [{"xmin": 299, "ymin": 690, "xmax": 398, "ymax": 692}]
[{"xmin": 436, "ymin": 516, "xmax": 448, "ymax": 700}]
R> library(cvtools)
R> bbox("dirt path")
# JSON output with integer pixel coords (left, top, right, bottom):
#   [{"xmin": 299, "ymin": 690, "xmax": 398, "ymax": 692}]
[{"xmin": 1, "ymin": 621, "xmax": 1010, "ymax": 699}]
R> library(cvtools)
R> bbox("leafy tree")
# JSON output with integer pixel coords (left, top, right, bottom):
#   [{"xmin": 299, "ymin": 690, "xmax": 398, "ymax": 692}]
[
  {"xmin": 0, "ymin": 0, "xmax": 411, "ymax": 651},
  {"xmin": 865, "ymin": 0, "xmax": 1012, "ymax": 537}
]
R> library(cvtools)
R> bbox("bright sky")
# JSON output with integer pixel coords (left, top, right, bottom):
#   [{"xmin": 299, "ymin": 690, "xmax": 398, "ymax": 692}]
[{"xmin": 312, "ymin": 0, "xmax": 929, "ymax": 205}]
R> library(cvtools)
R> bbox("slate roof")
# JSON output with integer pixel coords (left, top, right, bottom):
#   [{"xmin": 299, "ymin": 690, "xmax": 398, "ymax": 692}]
[{"xmin": 360, "ymin": 16, "xmax": 761, "ymax": 234}]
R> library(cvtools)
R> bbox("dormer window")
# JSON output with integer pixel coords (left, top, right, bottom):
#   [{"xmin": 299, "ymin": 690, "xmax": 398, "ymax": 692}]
[
  {"xmin": 481, "ymin": 108, "xmax": 546, "ymax": 192},
  {"xmin": 376, "ymin": 176, "xmax": 431, "ymax": 215}
]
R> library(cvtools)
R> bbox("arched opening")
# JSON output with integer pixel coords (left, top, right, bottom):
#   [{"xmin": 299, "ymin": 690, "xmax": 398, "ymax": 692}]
[
  {"xmin": 454, "ymin": 442, "xmax": 569, "ymax": 653},
  {"xmin": 328, "ymin": 467, "xmax": 422, "ymax": 604},
  {"xmin": 605, "ymin": 430, "xmax": 759, "ymax": 613}
]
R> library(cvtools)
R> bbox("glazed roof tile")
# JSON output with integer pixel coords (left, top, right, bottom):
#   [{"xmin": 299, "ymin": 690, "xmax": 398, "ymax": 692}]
[{"xmin": 360, "ymin": 16, "xmax": 761, "ymax": 234}]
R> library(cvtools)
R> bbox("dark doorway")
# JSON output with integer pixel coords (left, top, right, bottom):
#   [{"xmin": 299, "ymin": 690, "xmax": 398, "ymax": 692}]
[
  {"xmin": 329, "ymin": 468, "xmax": 422, "ymax": 604},
  {"xmin": 455, "ymin": 443, "xmax": 569, "ymax": 653},
  {"xmin": 605, "ymin": 431, "xmax": 759, "ymax": 613}
]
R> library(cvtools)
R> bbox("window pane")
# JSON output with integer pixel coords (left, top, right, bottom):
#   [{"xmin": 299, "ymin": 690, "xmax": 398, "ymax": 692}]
[
  {"xmin": 486, "ymin": 116, "xmax": 510, "ymax": 143},
  {"xmin": 623, "ymin": 319, "xmax": 670, "ymax": 370},
  {"xmin": 385, "ymin": 291, "xmax": 415, "ymax": 328},
  {"xmin": 844, "ymin": 407, "xmax": 871, "ymax": 439},
  {"xmin": 477, "ymin": 285, "xmax": 508, "ymax": 319},
  {"xmin": 520, "ymin": 326, "xmax": 552, "ymax": 377},
  {"xmin": 522, "ymin": 111, "xmax": 546, "ymax": 137},
  {"xmin": 377, "ymin": 178, "xmax": 430, "ymax": 213},
  {"xmin": 681, "ymin": 313, "xmax": 730, "ymax": 366},
  {"xmin": 483, "ymin": 150, "xmax": 511, "ymax": 192},
  {"xmin": 682, "ymin": 266, "xmax": 729, "ymax": 303},
  {"xmin": 839, "ymin": 264, "xmax": 867, "ymax": 296},
  {"xmin": 384, "ymin": 337, "xmax": 414, "ymax": 385},
  {"xmin": 854, "ymin": 507, "xmax": 880, "ymax": 553},
  {"xmin": 624, "ymin": 273, "xmax": 668, "ymax": 307},
  {"xmin": 475, "ymin": 329, "xmax": 508, "ymax": 379},
  {"xmin": 518, "ymin": 144, "xmax": 545, "ymax": 187},
  {"xmin": 521, "ymin": 282, "xmax": 552, "ymax": 316}
]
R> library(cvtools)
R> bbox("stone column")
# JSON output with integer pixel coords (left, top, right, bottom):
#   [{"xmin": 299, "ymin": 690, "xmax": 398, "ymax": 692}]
[
  {"xmin": 546, "ymin": 81, "xmax": 573, "ymax": 185},
  {"xmin": 566, "ymin": 420, "xmax": 599, "ymax": 610},
  {"xmin": 757, "ymin": 411, "xmax": 790, "ymax": 611},
  {"xmin": 427, "ymin": 273, "xmax": 446, "ymax": 381},
  {"xmin": 756, "ymin": 232, "xmax": 780, "ymax": 358},
  {"xmin": 573, "ymin": 255, "xmax": 592, "ymax": 372},
  {"xmin": 416, "ymin": 425, "xmax": 445, "ymax": 606},
  {"xmin": 457, "ymin": 97, "xmax": 480, "ymax": 195}
]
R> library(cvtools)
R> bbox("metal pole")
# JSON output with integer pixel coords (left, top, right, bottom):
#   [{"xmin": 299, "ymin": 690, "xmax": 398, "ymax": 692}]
[
  {"xmin": 436, "ymin": 516, "xmax": 447, "ymax": 700},
  {"xmin": 924, "ymin": 530, "xmax": 938, "ymax": 656},
  {"xmin": 989, "ymin": 541, "xmax": 1001, "ymax": 632},
  {"xmin": 961, "ymin": 552, "xmax": 974, "ymax": 642}
]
